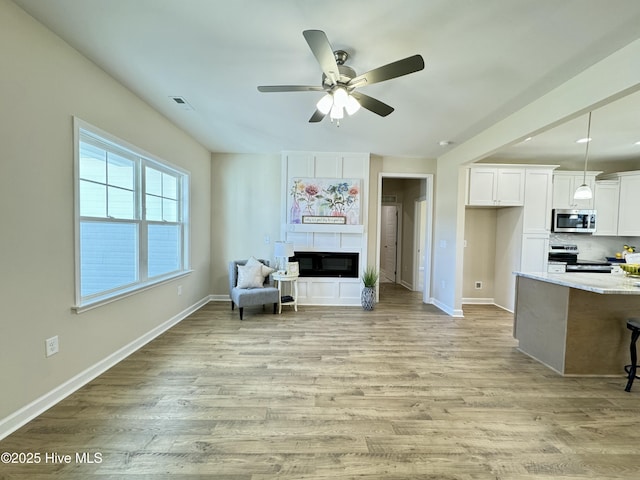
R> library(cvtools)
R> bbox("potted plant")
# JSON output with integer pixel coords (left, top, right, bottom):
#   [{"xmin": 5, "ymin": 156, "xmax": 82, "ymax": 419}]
[{"xmin": 361, "ymin": 267, "xmax": 378, "ymax": 310}]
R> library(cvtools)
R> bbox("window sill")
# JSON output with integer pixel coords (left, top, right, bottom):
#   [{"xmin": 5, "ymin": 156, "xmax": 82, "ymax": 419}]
[{"xmin": 72, "ymin": 270, "xmax": 193, "ymax": 314}]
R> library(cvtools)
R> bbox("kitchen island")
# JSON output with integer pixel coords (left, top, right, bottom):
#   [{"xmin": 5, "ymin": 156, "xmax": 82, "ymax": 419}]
[{"xmin": 514, "ymin": 271, "xmax": 640, "ymax": 375}]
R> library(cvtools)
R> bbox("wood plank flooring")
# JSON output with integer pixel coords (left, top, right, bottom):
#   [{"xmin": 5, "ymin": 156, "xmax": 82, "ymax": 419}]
[{"xmin": 2, "ymin": 283, "xmax": 640, "ymax": 479}]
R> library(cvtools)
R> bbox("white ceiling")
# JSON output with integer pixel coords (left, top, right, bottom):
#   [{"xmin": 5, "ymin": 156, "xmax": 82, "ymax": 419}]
[
  {"xmin": 488, "ymin": 89, "xmax": 640, "ymax": 170},
  {"xmin": 12, "ymin": 0, "xmax": 640, "ymax": 166}
]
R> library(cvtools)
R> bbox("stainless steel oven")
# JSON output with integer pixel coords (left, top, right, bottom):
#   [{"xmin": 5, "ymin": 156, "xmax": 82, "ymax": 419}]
[
  {"xmin": 552, "ymin": 209, "xmax": 596, "ymax": 233},
  {"xmin": 548, "ymin": 244, "xmax": 612, "ymax": 273}
]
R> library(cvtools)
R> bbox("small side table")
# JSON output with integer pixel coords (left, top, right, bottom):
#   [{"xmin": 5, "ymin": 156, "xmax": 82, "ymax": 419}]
[{"xmin": 273, "ymin": 273, "xmax": 299, "ymax": 314}]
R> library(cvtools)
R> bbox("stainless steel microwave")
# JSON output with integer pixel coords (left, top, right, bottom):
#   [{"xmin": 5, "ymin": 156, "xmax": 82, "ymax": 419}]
[{"xmin": 552, "ymin": 209, "xmax": 596, "ymax": 233}]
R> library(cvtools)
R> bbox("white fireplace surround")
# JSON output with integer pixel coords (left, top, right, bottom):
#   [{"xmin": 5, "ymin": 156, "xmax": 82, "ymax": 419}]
[{"xmin": 281, "ymin": 151, "xmax": 369, "ymax": 306}]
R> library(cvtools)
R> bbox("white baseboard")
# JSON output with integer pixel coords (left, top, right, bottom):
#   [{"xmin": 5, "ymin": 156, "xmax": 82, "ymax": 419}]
[
  {"xmin": 0, "ymin": 295, "xmax": 211, "ymax": 441},
  {"xmin": 462, "ymin": 297, "xmax": 495, "ymax": 304},
  {"xmin": 209, "ymin": 294, "xmax": 230, "ymax": 302},
  {"xmin": 400, "ymin": 280, "xmax": 414, "ymax": 291},
  {"xmin": 493, "ymin": 302, "xmax": 514, "ymax": 313},
  {"xmin": 430, "ymin": 297, "xmax": 464, "ymax": 317},
  {"xmin": 462, "ymin": 298, "xmax": 514, "ymax": 313}
]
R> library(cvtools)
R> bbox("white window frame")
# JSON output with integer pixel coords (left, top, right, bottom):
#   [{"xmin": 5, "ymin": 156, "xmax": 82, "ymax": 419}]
[{"xmin": 73, "ymin": 117, "xmax": 191, "ymax": 312}]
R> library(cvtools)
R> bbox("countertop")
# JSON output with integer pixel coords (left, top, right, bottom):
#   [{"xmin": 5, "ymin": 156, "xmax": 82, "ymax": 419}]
[{"xmin": 515, "ymin": 271, "xmax": 640, "ymax": 295}]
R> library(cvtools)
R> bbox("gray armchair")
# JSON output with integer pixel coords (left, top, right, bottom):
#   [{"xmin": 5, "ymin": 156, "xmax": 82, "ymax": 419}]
[{"xmin": 228, "ymin": 259, "xmax": 279, "ymax": 320}]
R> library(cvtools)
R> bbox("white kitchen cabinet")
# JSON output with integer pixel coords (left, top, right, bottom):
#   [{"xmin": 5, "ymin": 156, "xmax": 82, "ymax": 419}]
[
  {"xmin": 617, "ymin": 173, "xmax": 640, "ymax": 236},
  {"xmin": 552, "ymin": 171, "xmax": 601, "ymax": 210},
  {"xmin": 593, "ymin": 180, "xmax": 620, "ymax": 236},
  {"xmin": 523, "ymin": 167, "xmax": 555, "ymax": 233},
  {"xmin": 596, "ymin": 171, "xmax": 640, "ymax": 236},
  {"xmin": 520, "ymin": 167, "xmax": 555, "ymax": 272},
  {"xmin": 520, "ymin": 233, "xmax": 550, "ymax": 273},
  {"xmin": 467, "ymin": 166, "xmax": 524, "ymax": 206}
]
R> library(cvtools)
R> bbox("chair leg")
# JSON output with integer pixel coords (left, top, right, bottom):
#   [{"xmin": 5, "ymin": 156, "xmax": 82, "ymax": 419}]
[
  {"xmin": 625, "ymin": 329, "xmax": 640, "ymax": 392},
  {"xmin": 273, "ymin": 303, "xmax": 277, "ymax": 314},
  {"xmin": 231, "ymin": 301, "xmax": 235, "ymax": 311},
  {"xmin": 239, "ymin": 307, "xmax": 244, "ymax": 320}
]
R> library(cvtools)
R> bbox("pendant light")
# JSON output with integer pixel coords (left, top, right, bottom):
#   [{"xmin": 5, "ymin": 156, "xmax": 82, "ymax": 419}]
[{"xmin": 574, "ymin": 111, "xmax": 593, "ymax": 200}]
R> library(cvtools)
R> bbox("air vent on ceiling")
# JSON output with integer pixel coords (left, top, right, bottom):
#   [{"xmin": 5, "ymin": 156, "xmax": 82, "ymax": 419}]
[{"xmin": 170, "ymin": 96, "xmax": 194, "ymax": 111}]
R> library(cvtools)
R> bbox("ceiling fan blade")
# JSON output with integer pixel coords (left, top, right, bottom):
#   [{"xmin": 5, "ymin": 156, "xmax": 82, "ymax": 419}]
[
  {"xmin": 258, "ymin": 85, "xmax": 325, "ymax": 93},
  {"xmin": 303, "ymin": 30, "xmax": 340, "ymax": 85},
  {"xmin": 309, "ymin": 109, "xmax": 326, "ymax": 123},
  {"xmin": 350, "ymin": 91, "xmax": 394, "ymax": 117},
  {"xmin": 348, "ymin": 54, "xmax": 425, "ymax": 87}
]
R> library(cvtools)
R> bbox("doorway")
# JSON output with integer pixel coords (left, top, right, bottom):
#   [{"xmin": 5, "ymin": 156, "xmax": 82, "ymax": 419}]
[
  {"xmin": 380, "ymin": 203, "xmax": 401, "ymax": 283},
  {"xmin": 376, "ymin": 173, "xmax": 433, "ymax": 304}
]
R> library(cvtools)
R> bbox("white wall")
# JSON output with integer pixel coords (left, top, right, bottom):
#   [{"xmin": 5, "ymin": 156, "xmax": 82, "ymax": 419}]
[
  {"xmin": 209, "ymin": 153, "xmax": 281, "ymax": 297},
  {"xmin": 0, "ymin": 0, "xmax": 211, "ymax": 434}
]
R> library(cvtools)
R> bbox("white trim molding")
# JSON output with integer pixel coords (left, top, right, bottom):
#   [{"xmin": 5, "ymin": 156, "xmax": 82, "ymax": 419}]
[{"xmin": 431, "ymin": 297, "xmax": 464, "ymax": 317}]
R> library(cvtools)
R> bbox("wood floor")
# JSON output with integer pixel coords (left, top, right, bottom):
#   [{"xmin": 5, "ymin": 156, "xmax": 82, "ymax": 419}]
[{"xmin": 2, "ymin": 283, "xmax": 640, "ymax": 479}]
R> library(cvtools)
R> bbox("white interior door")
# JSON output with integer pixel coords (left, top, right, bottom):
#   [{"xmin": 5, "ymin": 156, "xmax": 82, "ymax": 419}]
[
  {"xmin": 380, "ymin": 205, "xmax": 398, "ymax": 283},
  {"xmin": 415, "ymin": 199, "xmax": 427, "ymax": 291}
]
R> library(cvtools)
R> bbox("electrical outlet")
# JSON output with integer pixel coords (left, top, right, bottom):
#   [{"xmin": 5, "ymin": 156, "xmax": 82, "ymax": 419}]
[
  {"xmin": 45, "ymin": 336, "xmax": 59, "ymax": 357},
  {"xmin": 177, "ymin": 285, "xmax": 182, "ymax": 296},
  {"xmin": 475, "ymin": 281, "xmax": 483, "ymax": 289}
]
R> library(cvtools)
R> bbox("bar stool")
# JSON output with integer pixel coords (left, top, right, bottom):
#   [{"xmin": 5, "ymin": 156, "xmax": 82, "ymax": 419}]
[{"xmin": 624, "ymin": 318, "xmax": 640, "ymax": 392}]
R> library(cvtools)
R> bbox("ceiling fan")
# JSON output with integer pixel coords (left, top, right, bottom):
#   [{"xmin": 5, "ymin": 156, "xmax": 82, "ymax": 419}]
[{"xmin": 257, "ymin": 30, "xmax": 425, "ymax": 124}]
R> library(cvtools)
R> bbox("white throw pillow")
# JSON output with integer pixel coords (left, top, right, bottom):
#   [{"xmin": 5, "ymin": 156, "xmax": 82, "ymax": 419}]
[
  {"xmin": 236, "ymin": 264, "xmax": 264, "ymax": 289},
  {"xmin": 246, "ymin": 256, "xmax": 275, "ymax": 279}
]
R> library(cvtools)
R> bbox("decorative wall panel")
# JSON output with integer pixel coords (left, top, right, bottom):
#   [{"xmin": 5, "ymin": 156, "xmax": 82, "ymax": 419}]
[{"xmin": 281, "ymin": 151, "xmax": 369, "ymax": 305}]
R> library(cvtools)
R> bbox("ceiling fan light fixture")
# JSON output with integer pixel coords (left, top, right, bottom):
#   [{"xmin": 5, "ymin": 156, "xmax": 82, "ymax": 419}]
[
  {"xmin": 258, "ymin": 30, "xmax": 425, "ymax": 124},
  {"xmin": 316, "ymin": 93, "xmax": 333, "ymax": 114},
  {"xmin": 345, "ymin": 94, "xmax": 361, "ymax": 115},
  {"xmin": 333, "ymin": 87, "xmax": 348, "ymax": 108},
  {"xmin": 330, "ymin": 104, "xmax": 344, "ymax": 120}
]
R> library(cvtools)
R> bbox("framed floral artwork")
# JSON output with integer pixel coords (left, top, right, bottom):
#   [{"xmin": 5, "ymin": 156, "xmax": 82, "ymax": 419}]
[{"xmin": 289, "ymin": 178, "xmax": 361, "ymax": 225}]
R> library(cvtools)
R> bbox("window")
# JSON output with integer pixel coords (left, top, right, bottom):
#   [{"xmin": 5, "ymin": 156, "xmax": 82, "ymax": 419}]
[{"xmin": 74, "ymin": 118, "xmax": 190, "ymax": 310}]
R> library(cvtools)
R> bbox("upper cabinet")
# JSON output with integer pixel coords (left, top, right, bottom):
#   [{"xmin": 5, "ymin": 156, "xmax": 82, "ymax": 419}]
[
  {"xmin": 593, "ymin": 180, "xmax": 620, "ymax": 236},
  {"xmin": 552, "ymin": 171, "xmax": 601, "ymax": 210},
  {"xmin": 597, "ymin": 171, "xmax": 640, "ymax": 237},
  {"xmin": 523, "ymin": 167, "xmax": 556, "ymax": 234},
  {"xmin": 467, "ymin": 166, "xmax": 525, "ymax": 206},
  {"xmin": 618, "ymin": 173, "xmax": 640, "ymax": 236}
]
